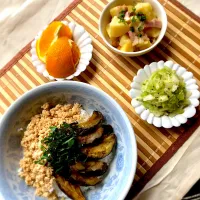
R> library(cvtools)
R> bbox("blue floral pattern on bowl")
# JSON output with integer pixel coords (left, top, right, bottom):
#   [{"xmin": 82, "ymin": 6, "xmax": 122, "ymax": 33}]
[{"xmin": 0, "ymin": 81, "xmax": 137, "ymax": 200}]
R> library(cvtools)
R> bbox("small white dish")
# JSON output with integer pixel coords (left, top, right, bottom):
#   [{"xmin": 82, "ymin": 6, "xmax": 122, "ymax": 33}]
[
  {"xmin": 130, "ymin": 61, "xmax": 200, "ymax": 128},
  {"xmin": 31, "ymin": 21, "xmax": 93, "ymax": 81},
  {"xmin": 99, "ymin": 0, "xmax": 167, "ymax": 57}
]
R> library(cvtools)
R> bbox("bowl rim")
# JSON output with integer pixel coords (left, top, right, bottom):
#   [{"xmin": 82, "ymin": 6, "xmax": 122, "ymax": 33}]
[
  {"xmin": 99, "ymin": 0, "xmax": 168, "ymax": 56},
  {"xmin": 0, "ymin": 81, "xmax": 137, "ymax": 200},
  {"xmin": 129, "ymin": 60, "xmax": 200, "ymax": 128}
]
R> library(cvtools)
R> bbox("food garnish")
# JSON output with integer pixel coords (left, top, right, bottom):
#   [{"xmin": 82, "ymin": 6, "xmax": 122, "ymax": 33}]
[
  {"xmin": 136, "ymin": 12, "xmax": 147, "ymax": 22},
  {"xmin": 138, "ymin": 25, "xmax": 144, "ymax": 32},
  {"xmin": 130, "ymin": 26, "xmax": 135, "ymax": 32},
  {"xmin": 35, "ymin": 122, "xmax": 87, "ymax": 177},
  {"xmin": 106, "ymin": 2, "xmax": 162, "ymax": 52},
  {"xmin": 136, "ymin": 67, "xmax": 190, "ymax": 117},
  {"xmin": 118, "ymin": 10, "xmax": 126, "ymax": 23},
  {"xmin": 33, "ymin": 109, "xmax": 116, "ymax": 199},
  {"xmin": 36, "ymin": 21, "xmax": 80, "ymax": 78}
]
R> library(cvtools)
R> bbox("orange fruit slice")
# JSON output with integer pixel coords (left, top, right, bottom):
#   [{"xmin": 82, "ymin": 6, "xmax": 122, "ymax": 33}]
[
  {"xmin": 46, "ymin": 37, "xmax": 75, "ymax": 78},
  {"xmin": 36, "ymin": 21, "xmax": 72, "ymax": 63}
]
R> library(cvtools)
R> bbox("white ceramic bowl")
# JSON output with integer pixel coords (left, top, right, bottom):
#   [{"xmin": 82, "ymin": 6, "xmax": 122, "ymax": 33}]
[
  {"xmin": 99, "ymin": 0, "xmax": 167, "ymax": 57},
  {"xmin": 130, "ymin": 61, "xmax": 200, "ymax": 128},
  {"xmin": 0, "ymin": 81, "xmax": 137, "ymax": 200},
  {"xmin": 31, "ymin": 21, "xmax": 93, "ymax": 80}
]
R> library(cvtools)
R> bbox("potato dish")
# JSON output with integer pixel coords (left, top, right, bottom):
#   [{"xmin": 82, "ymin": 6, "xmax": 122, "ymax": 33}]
[
  {"xmin": 106, "ymin": 2, "xmax": 162, "ymax": 52},
  {"xmin": 19, "ymin": 103, "xmax": 116, "ymax": 200}
]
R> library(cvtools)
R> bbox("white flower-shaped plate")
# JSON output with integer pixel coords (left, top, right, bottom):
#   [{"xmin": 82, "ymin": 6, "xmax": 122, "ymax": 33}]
[
  {"xmin": 31, "ymin": 21, "xmax": 93, "ymax": 81},
  {"xmin": 130, "ymin": 60, "xmax": 200, "ymax": 128}
]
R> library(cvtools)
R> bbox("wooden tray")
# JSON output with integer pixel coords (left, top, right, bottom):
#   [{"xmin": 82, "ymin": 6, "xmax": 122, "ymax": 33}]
[{"xmin": 0, "ymin": 0, "xmax": 200, "ymax": 198}]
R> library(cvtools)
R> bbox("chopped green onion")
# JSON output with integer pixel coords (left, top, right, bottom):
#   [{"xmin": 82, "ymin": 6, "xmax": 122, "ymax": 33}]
[
  {"xmin": 118, "ymin": 10, "xmax": 126, "ymax": 23},
  {"xmin": 35, "ymin": 122, "xmax": 87, "ymax": 178},
  {"xmin": 138, "ymin": 25, "xmax": 143, "ymax": 32},
  {"xmin": 136, "ymin": 12, "xmax": 146, "ymax": 21},
  {"xmin": 132, "ymin": 7, "xmax": 136, "ymax": 13},
  {"xmin": 130, "ymin": 26, "xmax": 135, "ymax": 32},
  {"xmin": 131, "ymin": 16, "xmax": 137, "ymax": 23},
  {"xmin": 136, "ymin": 67, "xmax": 190, "ymax": 117}
]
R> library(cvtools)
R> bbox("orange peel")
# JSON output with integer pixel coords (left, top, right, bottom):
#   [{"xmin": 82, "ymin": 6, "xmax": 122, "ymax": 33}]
[{"xmin": 71, "ymin": 41, "xmax": 80, "ymax": 67}]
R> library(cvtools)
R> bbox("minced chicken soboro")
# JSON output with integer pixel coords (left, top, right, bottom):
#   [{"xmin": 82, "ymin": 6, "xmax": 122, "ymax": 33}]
[{"xmin": 19, "ymin": 103, "xmax": 82, "ymax": 200}]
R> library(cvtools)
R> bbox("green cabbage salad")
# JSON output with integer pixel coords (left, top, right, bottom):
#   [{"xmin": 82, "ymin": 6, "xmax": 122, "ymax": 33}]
[{"xmin": 137, "ymin": 67, "xmax": 190, "ymax": 117}]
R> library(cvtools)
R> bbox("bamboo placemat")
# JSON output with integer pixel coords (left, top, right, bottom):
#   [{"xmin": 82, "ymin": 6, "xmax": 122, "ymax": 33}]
[{"xmin": 0, "ymin": 0, "xmax": 200, "ymax": 198}]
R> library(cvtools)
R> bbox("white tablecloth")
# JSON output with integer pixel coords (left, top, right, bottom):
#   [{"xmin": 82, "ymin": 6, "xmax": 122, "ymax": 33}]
[{"xmin": 0, "ymin": 1, "xmax": 199, "ymax": 200}]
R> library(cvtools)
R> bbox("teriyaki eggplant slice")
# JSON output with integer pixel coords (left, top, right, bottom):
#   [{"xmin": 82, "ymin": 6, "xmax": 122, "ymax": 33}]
[
  {"xmin": 77, "ymin": 111, "xmax": 104, "ymax": 135},
  {"xmin": 55, "ymin": 175, "xmax": 85, "ymax": 200},
  {"xmin": 70, "ymin": 172, "xmax": 102, "ymax": 186},
  {"xmin": 77, "ymin": 127, "xmax": 104, "ymax": 145},
  {"xmin": 70, "ymin": 161, "xmax": 108, "ymax": 176},
  {"xmin": 81, "ymin": 134, "xmax": 116, "ymax": 159}
]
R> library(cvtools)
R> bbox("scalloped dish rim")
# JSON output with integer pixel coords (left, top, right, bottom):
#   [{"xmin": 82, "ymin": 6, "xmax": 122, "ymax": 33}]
[
  {"xmin": 129, "ymin": 60, "xmax": 200, "ymax": 128},
  {"xmin": 31, "ymin": 21, "xmax": 93, "ymax": 81}
]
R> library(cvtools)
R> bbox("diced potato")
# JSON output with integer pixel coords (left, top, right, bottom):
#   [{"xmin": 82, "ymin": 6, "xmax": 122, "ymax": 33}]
[
  {"xmin": 106, "ymin": 24, "xmax": 112, "ymax": 38},
  {"xmin": 150, "ymin": 11, "xmax": 156, "ymax": 20},
  {"xmin": 135, "ymin": 3, "xmax": 152, "ymax": 14},
  {"xmin": 145, "ymin": 28, "xmax": 160, "ymax": 38},
  {"xmin": 110, "ymin": 6, "xmax": 122, "ymax": 17},
  {"xmin": 110, "ymin": 5, "xmax": 128, "ymax": 17},
  {"xmin": 135, "ymin": 3, "xmax": 154, "ymax": 20},
  {"xmin": 109, "ymin": 16, "xmax": 129, "ymax": 37},
  {"xmin": 110, "ymin": 6, "xmax": 118, "ymax": 17},
  {"xmin": 120, "ymin": 40, "xmax": 134, "ymax": 52},
  {"xmin": 119, "ymin": 34, "xmax": 130, "ymax": 47},
  {"xmin": 136, "ymin": 40, "xmax": 151, "ymax": 50}
]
